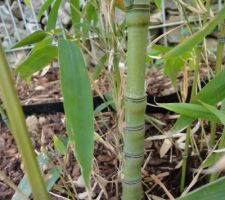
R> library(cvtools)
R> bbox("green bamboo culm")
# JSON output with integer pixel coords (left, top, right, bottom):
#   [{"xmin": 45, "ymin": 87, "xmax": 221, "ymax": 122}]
[
  {"xmin": 0, "ymin": 42, "xmax": 50, "ymax": 200},
  {"xmin": 122, "ymin": 1, "xmax": 150, "ymax": 199}
]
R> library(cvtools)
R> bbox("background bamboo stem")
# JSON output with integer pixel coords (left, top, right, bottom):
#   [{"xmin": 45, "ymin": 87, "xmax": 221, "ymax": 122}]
[{"xmin": 0, "ymin": 42, "xmax": 50, "ymax": 200}]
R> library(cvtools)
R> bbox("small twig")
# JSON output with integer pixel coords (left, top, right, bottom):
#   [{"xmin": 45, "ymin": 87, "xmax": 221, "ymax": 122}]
[
  {"xmin": 49, "ymin": 192, "xmax": 71, "ymax": 200},
  {"xmin": 151, "ymin": 174, "xmax": 175, "ymax": 200},
  {"xmin": 182, "ymin": 169, "xmax": 202, "ymax": 196}
]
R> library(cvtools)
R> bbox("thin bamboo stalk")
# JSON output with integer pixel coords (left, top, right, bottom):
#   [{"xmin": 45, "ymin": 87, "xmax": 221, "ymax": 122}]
[
  {"xmin": 180, "ymin": 45, "xmax": 202, "ymax": 192},
  {"xmin": 122, "ymin": 1, "xmax": 150, "ymax": 199},
  {"xmin": 0, "ymin": 42, "xmax": 50, "ymax": 200}
]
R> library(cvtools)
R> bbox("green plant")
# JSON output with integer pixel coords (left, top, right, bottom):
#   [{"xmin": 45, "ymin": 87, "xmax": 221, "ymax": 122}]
[
  {"xmin": 3, "ymin": 0, "xmax": 225, "ymax": 199},
  {"xmin": 0, "ymin": 42, "xmax": 50, "ymax": 200}
]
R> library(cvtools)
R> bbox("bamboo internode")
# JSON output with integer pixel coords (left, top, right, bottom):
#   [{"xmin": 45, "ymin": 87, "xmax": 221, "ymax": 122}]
[{"xmin": 122, "ymin": 1, "xmax": 150, "ymax": 199}]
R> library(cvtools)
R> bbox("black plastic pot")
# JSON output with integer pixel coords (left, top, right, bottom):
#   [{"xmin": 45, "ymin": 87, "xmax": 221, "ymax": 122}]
[
  {"xmin": 20, "ymin": 91, "xmax": 181, "ymax": 116},
  {"xmin": 0, "ymin": 80, "xmax": 207, "ymax": 122}
]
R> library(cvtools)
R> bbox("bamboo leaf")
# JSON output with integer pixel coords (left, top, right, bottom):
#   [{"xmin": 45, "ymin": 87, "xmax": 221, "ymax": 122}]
[
  {"xmin": 154, "ymin": 0, "xmax": 161, "ymax": 9},
  {"xmin": 171, "ymin": 68, "xmax": 225, "ymax": 133},
  {"xmin": 164, "ymin": 57, "xmax": 185, "ymax": 83},
  {"xmin": 160, "ymin": 103, "xmax": 219, "ymax": 122},
  {"xmin": 193, "ymin": 68, "xmax": 225, "ymax": 104},
  {"xmin": 11, "ymin": 30, "xmax": 48, "ymax": 49},
  {"xmin": 104, "ymin": 92, "xmax": 116, "ymax": 111},
  {"xmin": 201, "ymin": 153, "xmax": 221, "ymax": 169},
  {"xmin": 38, "ymin": 0, "xmax": 54, "ymax": 20},
  {"xmin": 30, "ymin": 36, "xmax": 53, "ymax": 54},
  {"xmin": 172, "ymin": 116, "xmax": 195, "ymax": 133},
  {"xmin": 198, "ymin": 100, "xmax": 225, "ymax": 126},
  {"xmin": 70, "ymin": 0, "xmax": 80, "ymax": 30},
  {"xmin": 12, "ymin": 153, "xmax": 61, "ymax": 200},
  {"xmin": 46, "ymin": 0, "xmax": 62, "ymax": 31},
  {"xmin": 177, "ymin": 176, "xmax": 225, "ymax": 200},
  {"xmin": 85, "ymin": 0, "xmax": 98, "ymax": 24},
  {"xmin": 94, "ymin": 100, "xmax": 114, "ymax": 114},
  {"xmin": 53, "ymin": 135, "xmax": 68, "ymax": 155},
  {"xmin": 92, "ymin": 54, "xmax": 107, "ymax": 80},
  {"xmin": 16, "ymin": 45, "xmax": 58, "ymax": 79},
  {"xmin": 58, "ymin": 39, "xmax": 94, "ymax": 188},
  {"xmin": 165, "ymin": 5, "xmax": 225, "ymax": 58}
]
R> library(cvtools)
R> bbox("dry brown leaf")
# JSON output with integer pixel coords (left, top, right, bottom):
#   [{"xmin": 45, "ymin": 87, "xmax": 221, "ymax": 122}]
[{"xmin": 160, "ymin": 139, "xmax": 172, "ymax": 158}]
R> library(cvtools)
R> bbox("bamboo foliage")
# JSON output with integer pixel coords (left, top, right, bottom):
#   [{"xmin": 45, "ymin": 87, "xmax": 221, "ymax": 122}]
[{"xmin": 122, "ymin": 1, "xmax": 150, "ymax": 199}]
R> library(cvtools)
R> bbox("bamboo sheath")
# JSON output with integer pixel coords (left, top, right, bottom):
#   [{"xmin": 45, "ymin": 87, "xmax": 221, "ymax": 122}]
[{"xmin": 122, "ymin": 1, "xmax": 150, "ymax": 199}]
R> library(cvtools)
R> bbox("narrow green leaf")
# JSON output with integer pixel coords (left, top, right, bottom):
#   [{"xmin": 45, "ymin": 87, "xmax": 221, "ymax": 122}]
[
  {"xmin": 148, "ymin": 44, "xmax": 171, "ymax": 56},
  {"xmin": 177, "ymin": 176, "xmax": 225, "ymax": 200},
  {"xmin": 165, "ymin": 5, "xmax": 225, "ymax": 58},
  {"xmin": 16, "ymin": 45, "xmax": 58, "ymax": 79},
  {"xmin": 201, "ymin": 153, "xmax": 221, "ymax": 168},
  {"xmin": 164, "ymin": 57, "xmax": 185, "ymax": 83},
  {"xmin": 154, "ymin": 0, "xmax": 161, "ymax": 9},
  {"xmin": 171, "ymin": 68, "xmax": 225, "ymax": 133},
  {"xmin": 11, "ymin": 30, "xmax": 48, "ymax": 49},
  {"xmin": 53, "ymin": 135, "xmax": 68, "ymax": 155},
  {"xmin": 58, "ymin": 39, "xmax": 94, "ymax": 188},
  {"xmin": 46, "ymin": 0, "xmax": 62, "ymax": 31},
  {"xmin": 12, "ymin": 153, "xmax": 61, "ymax": 200},
  {"xmin": 45, "ymin": 166, "xmax": 62, "ymax": 190},
  {"xmin": 160, "ymin": 103, "xmax": 219, "ymax": 122},
  {"xmin": 104, "ymin": 92, "xmax": 116, "ymax": 111},
  {"xmin": 30, "ymin": 36, "xmax": 53, "ymax": 54},
  {"xmin": 92, "ymin": 54, "xmax": 107, "ymax": 80},
  {"xmin": 70, "ymin": 0, "xmax": 80, "ymax": 30},
  {"xmin": 194, "ymin": 68, "xmax": 225, "ymax": 105},
  {"xmin": 94, "ymin": 100, "xmax": 114, "ymax": 114},
  {"xmin": 172, "ymin": 116, "xmax": 195, "ymax": 133},
  {"xmin": 38, "ymin": 0, "xmax": 55, "ymax": 20},
  {"xmin": 85, "ymin": 0, "xmax": 98, "ymax": 24},
  {"xmin": 198, "ymin": 100, "xmax": 225, "ymax": 125}
]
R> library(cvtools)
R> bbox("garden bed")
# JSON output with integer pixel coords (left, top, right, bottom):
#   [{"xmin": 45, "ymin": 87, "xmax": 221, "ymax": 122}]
[{"xmin": 0, "ymin": 64, "xmax": 214, "ymax": 199}]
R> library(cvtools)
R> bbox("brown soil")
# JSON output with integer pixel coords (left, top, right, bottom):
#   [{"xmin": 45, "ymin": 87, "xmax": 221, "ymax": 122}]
[{"xmin": 0, "ymin": 65, "xmax": 213, "ymax": 200}]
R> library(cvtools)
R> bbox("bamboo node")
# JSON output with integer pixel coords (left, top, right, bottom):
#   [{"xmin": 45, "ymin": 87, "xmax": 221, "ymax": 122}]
[
  {"xmin": 122, "ymin": 177, "xmax": 142, "ymax": 185},
  {"xmin": 125, "ymin": 95, "xmax": 147, "ymax": 103},
  {"xmin": 125, "ymin": 4, "xmax": 150, "ymax": 12},
  {"xmin": 124, "ymin": 123, "xmax": 145, "ymax": 133},
  {"xmin": 124, "ymin": 152, "xmax": 144, "ymax": 159}
]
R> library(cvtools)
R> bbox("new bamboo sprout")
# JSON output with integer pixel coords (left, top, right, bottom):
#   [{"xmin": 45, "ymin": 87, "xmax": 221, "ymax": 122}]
[
  {"xmin": 0, "ymin": 42, "xmax": 50, "ymax": 200},
  {"xmin": 122, "ymin": 1, "xmax": 150, "ymax": 199}
]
